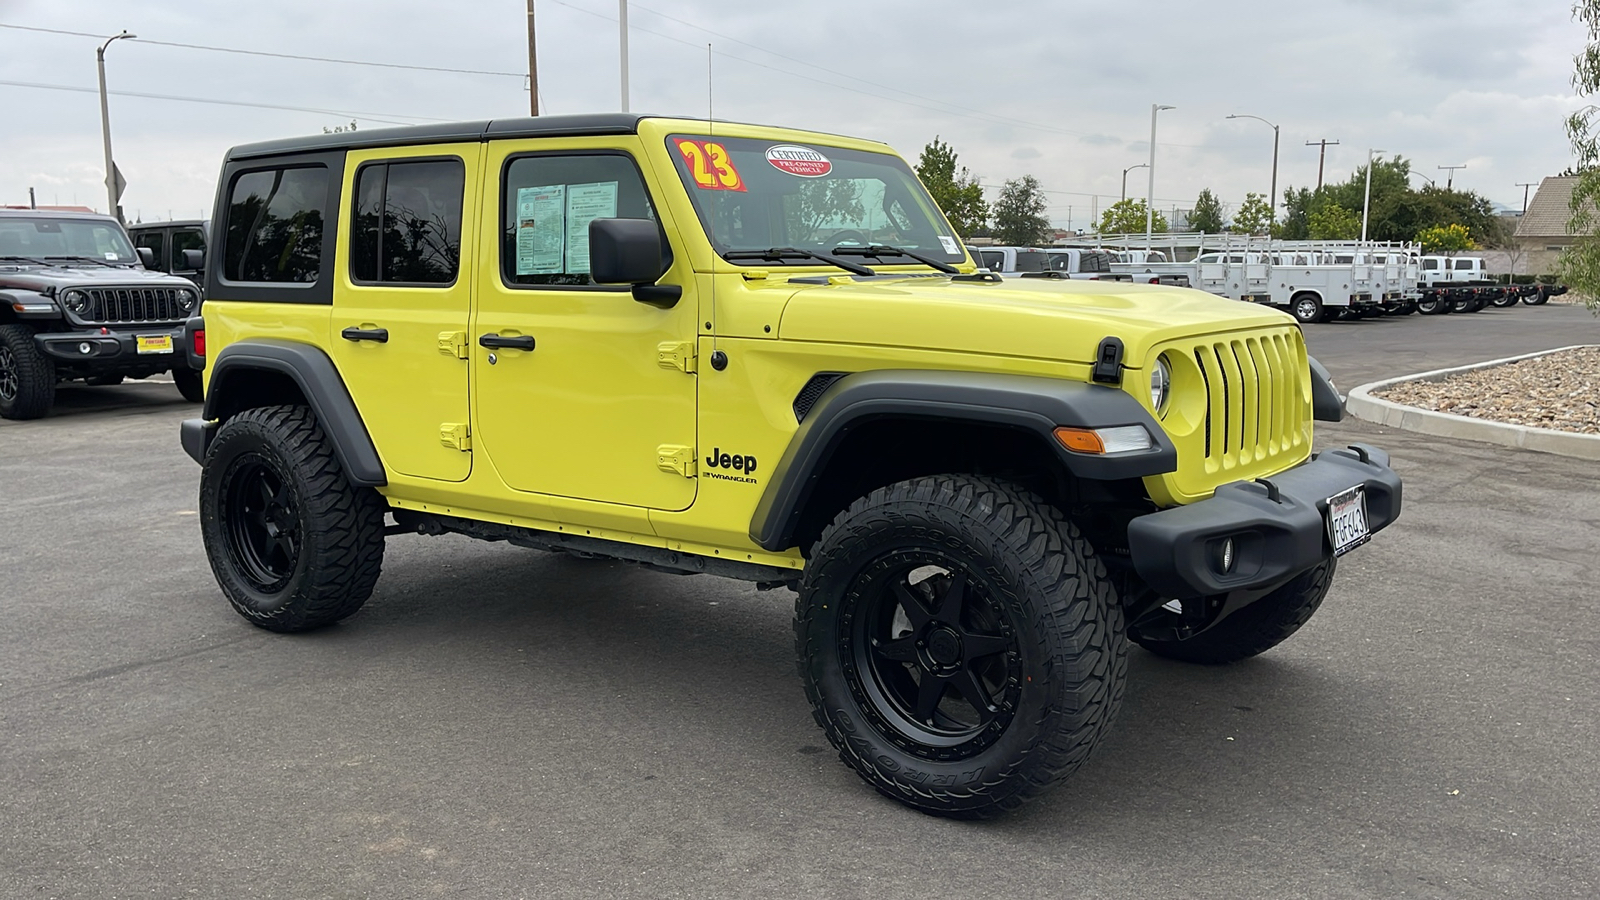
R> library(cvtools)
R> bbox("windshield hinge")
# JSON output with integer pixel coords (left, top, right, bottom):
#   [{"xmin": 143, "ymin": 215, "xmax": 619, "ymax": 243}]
[
  {"xmin": 437, "ymin": 330, "xmax": 469, "ymax": 359},
  {"xmin": 657, "ymin": 340, "xmax": 696, "ymax": 373},
  {"xmin": 439, "ymin": 422, "xmax": 471, "ymax": 451},
  {"xmin": 656, "ymin": 444, "xmax": 697, "ymax": 477}
]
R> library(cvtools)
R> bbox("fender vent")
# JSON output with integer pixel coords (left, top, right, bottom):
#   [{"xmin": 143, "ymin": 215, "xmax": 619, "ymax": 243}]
[{"xmin": 793, "ymin": 372, "xmax": 847, "ymax": 422}]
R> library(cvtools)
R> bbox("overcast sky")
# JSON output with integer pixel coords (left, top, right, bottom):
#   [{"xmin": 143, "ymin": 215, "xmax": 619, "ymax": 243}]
[{"xmin": 0, "ymin": 0, "xmax": 1587, "ymax": 228}]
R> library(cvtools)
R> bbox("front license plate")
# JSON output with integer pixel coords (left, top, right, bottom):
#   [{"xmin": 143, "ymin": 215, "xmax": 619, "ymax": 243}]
[
  {"xmin": 1325, "ymin": 486, "xmax": 1370, "ymax": 557},
  {"xmin": 136, "ymin": 335, "xmax": 173, "ymax": 355}
]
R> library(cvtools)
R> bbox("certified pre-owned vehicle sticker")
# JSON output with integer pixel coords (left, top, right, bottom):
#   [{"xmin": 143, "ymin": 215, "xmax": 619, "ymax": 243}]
[{"xmin": 765, "ymin": 145, "xmax": 832, "ymax": 177}]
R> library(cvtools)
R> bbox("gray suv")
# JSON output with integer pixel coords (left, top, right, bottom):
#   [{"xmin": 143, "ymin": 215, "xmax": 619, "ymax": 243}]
[{"xmin": 0, "ymin": 209, "xmax": 203, "ymax": 419}]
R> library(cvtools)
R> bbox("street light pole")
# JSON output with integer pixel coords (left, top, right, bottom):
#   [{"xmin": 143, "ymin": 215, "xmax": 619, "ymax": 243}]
[
  {"xmin": 619, "ymin": 0, "xmax": 629, "ymax": 112},
  {"xmin": 1146, "ymin": 104, "xmax": 1175, "ymax": 248},
  {"xmin": 1227, "ymin": 113, "xmax": 1279, "ymax": 219},
  {"xmin": 97, "ymin": 30, "xmax": 135, "ymax": 223},
  {"xmin": 1438, "ymin": 164, "xmax": 1466, "ymax": 190},
  {"xmin": 1361, "ymin": 148, "xmax": 1384, "ymax": 242},
  {"xmin": 1121, "ymin": 163, "xmax": 1148, "ymax": 203}
]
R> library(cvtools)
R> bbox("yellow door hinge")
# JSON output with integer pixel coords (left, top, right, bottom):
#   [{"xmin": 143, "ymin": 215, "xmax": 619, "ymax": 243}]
[
  {"xmin": 439, "ymin": 422, "xmax": 471, "ymax": 451},
  {"xmin": 656, "ymin": 444, "xmax": 696, "ymax": 477},
  {"xmin": 656, "ymin": 340, "xmax": 696, "ymax": 373},
  {"xmin": 437, "ymin": 331, "xmax": 469, "ymax": 359}
]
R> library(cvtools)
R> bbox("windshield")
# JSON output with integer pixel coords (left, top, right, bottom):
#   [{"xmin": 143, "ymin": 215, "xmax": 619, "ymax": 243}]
[
  {"xmin": 666, "ymin": 134, "xmax": 964, "ymax": 266},
  {"xmin": 0, "ymin": 217, "xmax": 137, "ymax": 264}
]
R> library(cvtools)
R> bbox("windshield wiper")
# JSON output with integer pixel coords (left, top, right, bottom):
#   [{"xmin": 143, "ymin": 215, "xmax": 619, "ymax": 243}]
[
  {"xmin": 723, "ymin": 248, "xmax": 876, "ymax": 277},
  {"xmin": 830, "ymin": 244, "xmax": 959, "ymax": 274},
  {"xmin": 43, "ymin": 255, "xmax": 119, "ymax": 267},
  {"xmin": 0, "ymin": 255, "xmax": 54, "ymax": 266}
]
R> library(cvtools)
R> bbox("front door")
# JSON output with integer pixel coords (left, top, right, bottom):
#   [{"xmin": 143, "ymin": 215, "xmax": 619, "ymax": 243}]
[
  {"xmin": 471, "ymin": 139, "xmax": 698, "ymax": 512},
  {"xmin": 330, "ymin": 144, "xmax": 479, "ymax": 483}
]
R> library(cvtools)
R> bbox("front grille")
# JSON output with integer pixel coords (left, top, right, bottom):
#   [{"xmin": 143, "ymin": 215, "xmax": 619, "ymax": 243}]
[
  {"xmin": 80, "ymin": 287, "xmax": 192, "ymax": 324},
  {"xmin": 1190, "ymin": 331, "xmax": 1306, "ymax": 466}
]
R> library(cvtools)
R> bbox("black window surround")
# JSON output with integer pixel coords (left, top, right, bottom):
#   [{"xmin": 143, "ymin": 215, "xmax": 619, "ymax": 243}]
[
  {"xmin": 207, "ymin": 150, "xmax": 345, "ymax": 306},
  {"xmin": 348, "ymin": 156, "xmax": 466, "ymax": 289}
]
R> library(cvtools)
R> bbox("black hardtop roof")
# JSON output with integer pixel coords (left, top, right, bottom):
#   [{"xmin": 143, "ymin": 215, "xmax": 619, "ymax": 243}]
[
  {"xmin": 0, "ymin": 208, "xmax": 117, "ymax": 222},
  {"xmin": 229, "ymin": 113, "xmax": 655, "ymax": 161},
  {"xmin": 128, "ymin": 219, "xmax": 207, "ymax": 229},
  {"xmin": 225, "ymin": 113, "xmax": 882, "ymax": 161}
]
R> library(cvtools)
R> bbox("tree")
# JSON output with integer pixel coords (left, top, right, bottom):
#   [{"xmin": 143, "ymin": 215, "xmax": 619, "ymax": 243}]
[
  {"xmin": 1278, "ymin": 187, "xmax": 1315, "ymax": 240},
  {"xmin": 1231, "ymin": 192, "xmax": 1273, "ymax": 235},
  {"xmin": 1416, "ymin": 224, "xmax": 1474, "ymax": 254},
  {"xmin": 992, "ymin": 176, "xmax": 1052, "ymax": 245},
  {"xmin": 1189, "ymin": 188, "xmax": 1226, "ymax": 233},
  {"xmin": 1481, "ymin": 215, "xmax": 1528, "ymax": 275},
  {"xmin": 1307, "ymin": 204, "xmax": 1361, "ymax": 240},
  {"xmin": 1559, "ymin": 0, "xmax": 1600, "ymax": 311},
  {"xmin": 915, "ymin": 137, "xmax": 988, "ymax": 238},
  {"xmin": 1097, "ymin": 199, "xmax": 1167, "ymax": 235}
]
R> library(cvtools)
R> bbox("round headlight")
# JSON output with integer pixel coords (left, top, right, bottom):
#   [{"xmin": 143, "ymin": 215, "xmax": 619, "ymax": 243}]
[
  {"xmin": 176, "ymin": 289, "xmax": 198, "ymax": 313},
  {"xmin": 62, "ymin": 289, "xmax": 89, "ymax": 314},
  {"xmin": 1150, "ymin": 356, "xmax": 1171, "ymax": 414}
]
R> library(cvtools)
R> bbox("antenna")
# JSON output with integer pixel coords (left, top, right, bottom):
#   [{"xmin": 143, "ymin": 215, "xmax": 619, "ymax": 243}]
[{"xmin": 707, "ymin": 42, "xmax": 719, "ymax": 363}]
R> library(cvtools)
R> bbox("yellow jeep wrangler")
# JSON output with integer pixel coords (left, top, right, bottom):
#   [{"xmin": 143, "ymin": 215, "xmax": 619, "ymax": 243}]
[{"xmin": 179, "ymin": 114, "xmax": 1401, "ymax": 818}]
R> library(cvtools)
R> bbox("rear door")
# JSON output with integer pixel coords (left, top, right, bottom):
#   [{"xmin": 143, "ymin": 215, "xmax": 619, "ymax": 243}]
[{"xmin": 329, "ymin": 143, "xmax": 480, "ymax": 483}]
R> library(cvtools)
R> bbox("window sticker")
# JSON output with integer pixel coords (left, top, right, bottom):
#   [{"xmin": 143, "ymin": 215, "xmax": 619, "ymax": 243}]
[
  {"xmin": 765, "ymin": 145, "xmax": 832, "ymax": 178},
  {"xmin": 563, "ymin": 180, "xmax": 618, "ymax": 274},
  {"xmin": 515, "ymin": 184, "xmax": 566, "ymax": 275},
  {"xmin": 938, "ymin": 236, "xmax": 960, "ymax": 254},
  {"xmin": 677, "ymin": 139, "xmax": 746, "ymax": 191}
]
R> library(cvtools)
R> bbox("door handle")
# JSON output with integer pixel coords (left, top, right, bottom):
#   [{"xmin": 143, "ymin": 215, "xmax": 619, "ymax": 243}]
[
  {"xmin": 341, "ymin": 326, "xmax": 389, "ymax": 343},
  {"xmin": 478, "ymin": 334, "xmax": 536, "ymax": 351}
]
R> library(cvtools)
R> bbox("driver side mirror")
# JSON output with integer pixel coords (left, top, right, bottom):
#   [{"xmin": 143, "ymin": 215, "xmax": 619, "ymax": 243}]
[
  {"xmin": 136, "ymin": 246, "xmax": 156, "ymax": 268},
  {"xmin": 181, "ymin": 248, "xmax": 206, "ymax": 271},
  {"xmin": 589, "ymin": 218, "xmax": 680, "ymax": 309}
]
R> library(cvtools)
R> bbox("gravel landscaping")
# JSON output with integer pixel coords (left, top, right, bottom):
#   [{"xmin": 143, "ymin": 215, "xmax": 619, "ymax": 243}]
[{"xmin": 1374, "ymin": 346, "xmax": 1600, "ymax": 434}]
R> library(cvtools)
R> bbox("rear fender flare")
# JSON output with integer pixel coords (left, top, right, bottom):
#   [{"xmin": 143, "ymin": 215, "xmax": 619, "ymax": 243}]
[{"xmin": 200, "ymin": 339, "xmax": 386, "ymax": 486}]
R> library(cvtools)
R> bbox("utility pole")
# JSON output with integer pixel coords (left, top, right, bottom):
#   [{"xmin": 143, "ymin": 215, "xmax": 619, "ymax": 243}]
[
  {"xmin": 1516, "ymin": 181, "xmax": 1538, "ymax": 215},
  {"xmin": 1305, "ymin": 139, "xmax": 1340, "ymax": 190},
  {"xmin": 1439, "ymin": 164, "xmax": 1466, "ymax": 190},
  {"xmin": 526, "ymin": 0, "xmax": 539, "ymax": 116},
  {"xmin": 619, "ymin": 0, "xmax": 629, "ymax": 112}
]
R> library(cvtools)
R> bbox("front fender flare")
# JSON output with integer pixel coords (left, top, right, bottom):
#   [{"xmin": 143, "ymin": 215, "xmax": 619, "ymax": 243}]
[{"xmin": 749, "ymin": 370, "xmax": 1176, "ymax": 552}]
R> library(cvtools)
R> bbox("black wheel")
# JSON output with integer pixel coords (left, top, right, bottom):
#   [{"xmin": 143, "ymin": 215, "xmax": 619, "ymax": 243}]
[
  {"xmin": 86, "ymin": 374, "xmax": 125, "ymax": 386},
  {"xmin": 0, "ymin": 324, "xmax": 55, "ymax": 420},
  {"xmin": 1416, "ymin": 296, "xmax": 1444, "ymax": 315},
  {"xmin": 172, "ymin": 368, "xmax": 204, "ymax": 403},
  {"xmin": 1132, "ymin": 560, "xmax": 1334, "ymax": 665},
  {"xmin": 1290, "ymin": 293, "xmax": 1324, "ymax": 324},
  {"xmin": 1524, "ymin": 287, "xmax": 1549, "ymax": 305},
  {"xmin": 797, "ymin": 475, "xmax": 1127, "ymax": 818},
  {"xmin": 200, "ymin": 405, "xmax": 385, "ymax": 632},
  {"xmin": 1491, "ymin": 292, "xmax": 1519, "ymax": 308}
]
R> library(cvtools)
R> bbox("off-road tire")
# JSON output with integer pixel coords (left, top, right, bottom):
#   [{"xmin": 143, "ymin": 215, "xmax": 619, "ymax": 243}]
[
  {"xmin": 199, "ymin": 404, "xmax": 385, "ymax": 632},
  {"xmin": 172, "ymin": 368, "xmax": 204, "ymax": 403},
  {"xmin": 796, "ymin": 474, "xmax": 1127, "ymax": 819},
  {"xmin": 1132, "ymin": 559, "xmax": 1334, "ymax": 665},
  {"xmin": 0, "ymin": 324, "xmax": 55, "ymax": 420}
]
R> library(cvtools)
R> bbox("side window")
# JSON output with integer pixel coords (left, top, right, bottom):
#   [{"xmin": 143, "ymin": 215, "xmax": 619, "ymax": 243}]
[
  {"xmin": 350, "ymin": 158, "xmax": 465, "ymax": 284},
  {"xmin": 134, "ymin": 231, "xmax": 165, "ymax": 271},
  {"xmin": 223, "ymin": 166, "xmax": 329, "ymax": 283},
  {"xmin": 501, "ymin": 153, "xmax": 658, "ymax": 287},
  {"xmin": 979, "ymin": 251, "xmax": 1004, "ymax": 270},
  {"xmin": 171, "ymin": 229, "xmax": 205, "ymax": 270},
  {"xmin": 1453, "ymin": 258, "xmax": 1474, "ymax": 270},
  {"xmin": 1423, "ymin": 258, "xmax": 1439, "ymax": 270}
]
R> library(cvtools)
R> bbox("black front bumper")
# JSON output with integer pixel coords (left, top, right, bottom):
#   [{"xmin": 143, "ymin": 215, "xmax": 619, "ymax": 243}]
[
  {"xmin": 1127, "ymin": 444, "xmax": 1401, "ymax": 599},
  {"xmin": 34, "ymin": 325, "xmax": 184, "ymax": 365}
]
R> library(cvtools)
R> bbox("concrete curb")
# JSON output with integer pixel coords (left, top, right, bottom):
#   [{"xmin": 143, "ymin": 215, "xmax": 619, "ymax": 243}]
[{"xmin": 1346, "ymin": 345, "xmax": 1600, "ymax": 460}]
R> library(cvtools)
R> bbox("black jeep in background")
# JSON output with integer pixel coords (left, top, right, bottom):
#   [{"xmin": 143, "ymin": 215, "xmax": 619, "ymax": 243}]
[
  {"xmin": 127, "ymin": 219, "xmax": 208, "ymax": 285},
  {"xmin": 0, "ymin": 209, "xmax": 203, "ymax": 419}
]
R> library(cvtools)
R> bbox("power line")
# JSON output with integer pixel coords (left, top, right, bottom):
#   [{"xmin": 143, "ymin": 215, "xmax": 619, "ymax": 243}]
[
  {"xmin": 0, "ymin": 22, "xmax": 524, "ymax": 77},
  {"xmin": 0, "ymin": 79, "xmax": 445, "ymax": 126}
]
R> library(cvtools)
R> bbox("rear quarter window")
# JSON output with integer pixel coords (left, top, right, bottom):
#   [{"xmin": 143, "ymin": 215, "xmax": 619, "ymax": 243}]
[{"xmin": 223, "ymin": 166, "xmax": 329, "ymax": 283}]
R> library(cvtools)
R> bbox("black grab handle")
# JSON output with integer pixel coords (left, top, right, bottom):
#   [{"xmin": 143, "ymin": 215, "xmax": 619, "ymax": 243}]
[
  {"xmin": 341, "ymin": 326, "xmax": 389, "ymax": 343},
  {"xmin": 478, "ymin": 334, "xmax": 536, "ymax": 351}
]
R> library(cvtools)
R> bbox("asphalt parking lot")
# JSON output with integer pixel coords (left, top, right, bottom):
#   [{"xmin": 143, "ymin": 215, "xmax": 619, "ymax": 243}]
[{"xmin": 3, "ymin": 304, "xmax": 1598, "ymax": 899}]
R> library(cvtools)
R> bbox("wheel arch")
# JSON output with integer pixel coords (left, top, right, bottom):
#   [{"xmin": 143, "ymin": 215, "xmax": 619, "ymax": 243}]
[
  {"xmin": 198, "ymin": 339, "xmax": 386, "ymax": 486},
  {"xmin": 749, "ymin": 370, "xmax": 1177, "ymax": 553}
]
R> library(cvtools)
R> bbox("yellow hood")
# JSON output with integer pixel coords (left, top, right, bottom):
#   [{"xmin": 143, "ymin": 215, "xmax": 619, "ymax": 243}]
[{"xmin": 775, "ymin": 275, "xmax": 1298, "ymax": 368}]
